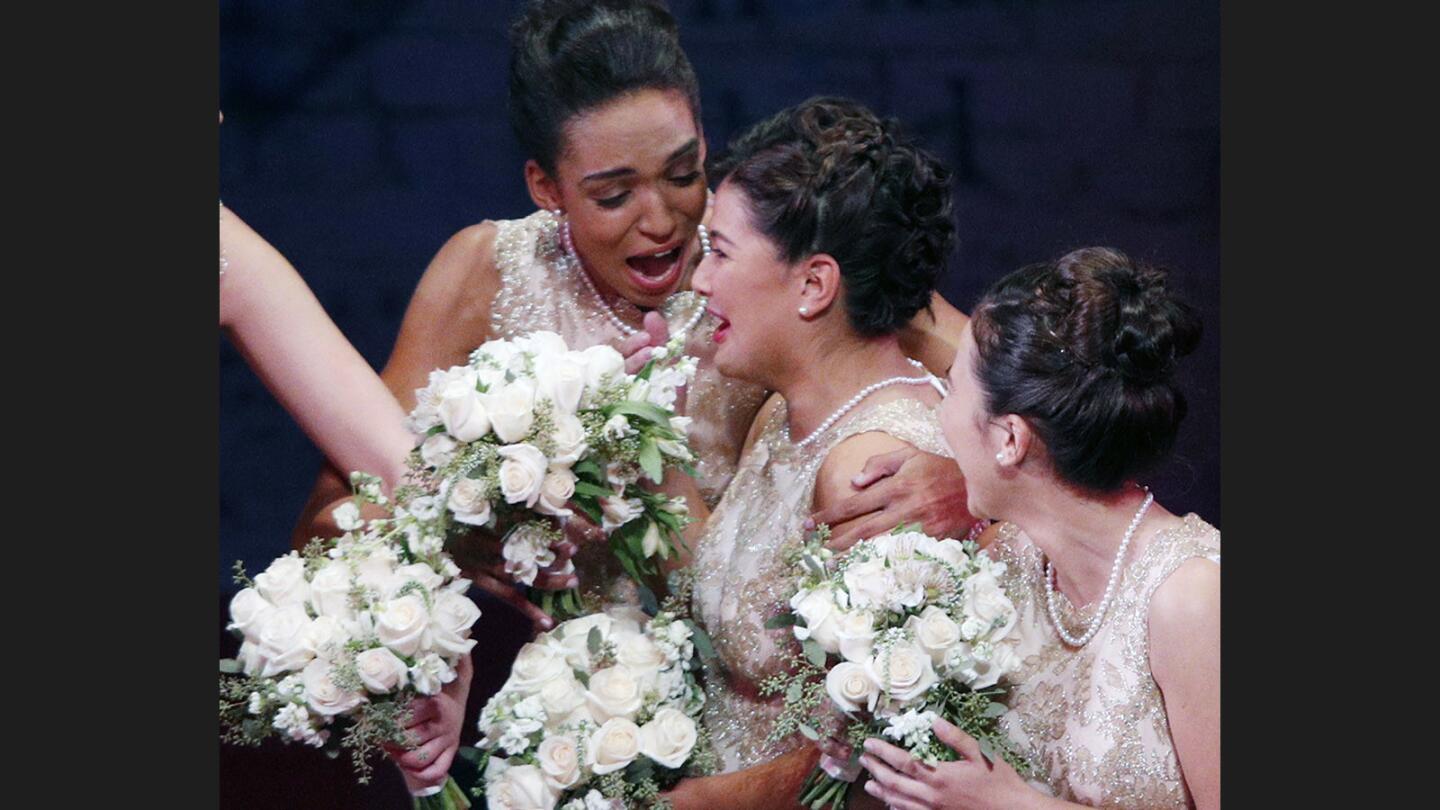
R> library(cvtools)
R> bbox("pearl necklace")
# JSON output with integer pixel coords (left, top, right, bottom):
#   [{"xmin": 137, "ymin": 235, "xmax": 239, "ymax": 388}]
[
  {"xmin": 1044, "ymin": 487, "xmax": 1154, "ymax": 647},
  {"xmin": 785, "ymin": 358, "xmax": 935, "ymax": 449},
  {"xmin": 554, "ymin": 210, "xmax": 709, "ymax": 344}
]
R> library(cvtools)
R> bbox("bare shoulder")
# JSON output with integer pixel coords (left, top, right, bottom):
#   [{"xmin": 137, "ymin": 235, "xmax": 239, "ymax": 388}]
[
  {"xmin": 813, "ymin": 430, "xmax": 917, "ymax": 511},
  {"xmin": 411, "ymin": 220, "xmax": 502, "ymax": 311},
  {"xmin": 1147, "ymin": 553, "xmax": 1220, "ymax": 684}
]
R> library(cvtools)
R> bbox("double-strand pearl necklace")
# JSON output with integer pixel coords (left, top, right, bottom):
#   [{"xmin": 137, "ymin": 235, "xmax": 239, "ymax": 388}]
[
  {"xmin": 786, "ymin": 358, "xmax": 935, "ymax": 449},
  {"xmin": 554, "ymin": 209, "xmax": 710, "ymax": 343},
  {"xmin": 1044, "ymin": 487, "xmax": 1154, "ymax": 647}
]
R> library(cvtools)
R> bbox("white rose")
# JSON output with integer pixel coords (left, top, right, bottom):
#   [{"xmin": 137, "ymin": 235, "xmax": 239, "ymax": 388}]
[
  {"xmin": 446, "ymin": 477, "xmax": 493, "ymax": 526},
  {"xmin": 905, "ymin": 606, "xmax": 963, "ymax": 667},
  {"xmin": 303, "ymin": 615, "xmax": 351, "ymax": 660},
  {"xmin": 255, "ymin": 604, "xmax": 315, "ymax": 677},
  {"xmin": 375, "ymin": 594, "xmax": 429, "ymax": 657},
  {"xmin": 497, "ymin": 443, "xmax": 548, "ymax": 507},
  {"xmin": 487, "ymin": 379, "xmax": 538, "ymax": 443},
  {"xmin": 598, "ymin": 495, "xmax": 643, "ymax": 532},
  {"xmin": 580, "ymin": 344, "xmax": 626, "ymax": 391},
  {"xmin": 429, "ymin": 590, "xmax": 482, "ymax": 656},
  {"xmin": 522, "ymin": 330, "xmax": 570, "ymax": 360},
  {"xmin": 535, "ymin": 467, "xmax": 577, "ymax": 517},
  {"xmin": 842, "ymin": 557, "xmax": 892, "ymax": 611},
  {"xmin": 640, "ymin": 521, "xmax": 663, "ymax": 558},
  {"xmin": 254, "ymin": 553, "xmax": 311, "ymax": 608},
  {"xmin": 825, "ymin": 661, "xmax": 881, "ymax": 713},
  {"xmin": 478, "ymin": 339, "xmax": 522, "ymax": 372},
  {"xmin": 331, "ymin": 502, "xmax": 363, "ymax": 532},
  {"xmin": 586, "ymin": 717, "xmax": 642, "ymax": 775},
  {"xmin": 439, "ymin": 374, "xmax": 492, "ymax": 442},
  {"xmin": 668, "ymin": 416, "xmax": 692, "ymax": 437},
  {"xmin": 614, "ymin": 631, "xmax": 666, "ymax": 674},
  {"xmin": 301, "ymin": 658, "xmax": 365, "ymax": 717},
  {"xmin": 638, "ymin": 707, "xmax": 697, "ymax": 768},
  {"xmin": 833, "ymin": 610, "xmax": 878, "ymax": 663},
  {"xmin": 307, "ymin": 560, "xmax": 354, "ymax": 620},
  {"xmin": 929, "ymin": 538, "xmax": 970, "ymax": 569},
  {"xmin": 868, "ymin": 642, "xmax": 938, "ymax": 704},
  {"xmin": 409, "ymin": 653, "xmax": 457, "ymax": 696},
  {"xmin": 354, "ymin": 646, "xmax": 409, "ymax": 693},
  {"xmin": 487, "ymin": 763, "xmax": 558, "ymax": 810},
  {"xmin": 535, "ymin": 352, "xmax": 588, "ymax": 416},
  {"xmin": 508, "ymin": 642, "xmax": 572, "ymax": 694},
  {"xmin": 550, "ymin": 613, "xmax": 613, "ymax": 669},
  {"xmin": 790, "ymin": 585, "xmax": 843, "ymax": 655},
  {"xmin": 353, "ymin": 545, "xmax": 399, "ymax": 591},
  {"xmin": 536, "ymin": 734, "xmax": 583, "ymax": 790},
  {"xmin": 391, "ymin": 562, "xmax": 444, "ymax": 595},
  {"xmin": 538, "ymin": 672, "xmax": 588, "ymax": 726},
  {"xmin": 585, "ymin": 666, "xmax": 644, "ymax": 721},
  {"xmin": 961, "ymin": 571, "xmax": 1018, "ymax": 642},
  {"xmin": 548, "ymin": 414, "xmax": 589, "ymax": 467},
  {"xmin": 227, "ymin": 588, "xmax": 274, "ymax": 641},
  {"xmin": 237, "ymin": 640, "xmax": 265, "ymax": 676},
  {"xmin": 421, "ymin": 433, "xmax": 460, "ymax": 469}
]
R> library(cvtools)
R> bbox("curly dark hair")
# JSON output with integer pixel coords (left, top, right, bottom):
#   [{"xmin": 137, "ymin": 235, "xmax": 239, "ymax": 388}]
[
  {"xmin": 708, "ymin": 96, "xmax": 955, "ymax": 337},
  {"xmin": 970, "ymin": 247, "xmax": 1202, "ymax": 492},
  {"xmin": 508, "ymin": 0, "xmax": 702, "ymax": 173}
]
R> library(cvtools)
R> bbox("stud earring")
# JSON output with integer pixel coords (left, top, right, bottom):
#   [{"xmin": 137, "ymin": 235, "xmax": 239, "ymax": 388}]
[
  {"xmin": 798, "ymin": 306, "xmax": 809, "ymax": 316},
  {"xmin": 995, "ymin": 452, "xmax": 1005, "ymax": 463}
]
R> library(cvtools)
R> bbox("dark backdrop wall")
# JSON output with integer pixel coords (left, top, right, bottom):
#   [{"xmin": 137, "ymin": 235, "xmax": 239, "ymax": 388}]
[{"xmin": 219, "ymin": 1, "xmax": 1216, "ymax": 805}]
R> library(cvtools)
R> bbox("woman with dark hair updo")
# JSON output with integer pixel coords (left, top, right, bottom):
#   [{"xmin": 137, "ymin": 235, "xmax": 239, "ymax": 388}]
[
  {"xmin": 618, "ymin": 96, "xmax": 964, "ymax": 809},
  {"xmin": 857, "ymin": 248, "xmax": 1219, "ymax": 810}
]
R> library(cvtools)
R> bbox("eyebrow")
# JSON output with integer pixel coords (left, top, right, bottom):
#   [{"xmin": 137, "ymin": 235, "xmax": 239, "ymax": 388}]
[
  {"xmin": 581, "ymin": 139, "xmax": 701, "ymax": 184},
  {"xmin": 708, "ymin": 228, "xmax": 732, "ymax": 247}
]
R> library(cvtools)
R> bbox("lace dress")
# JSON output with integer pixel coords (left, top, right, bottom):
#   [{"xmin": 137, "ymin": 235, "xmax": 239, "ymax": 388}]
[
  {"xmin": 488, "ymin": 210, "xmax": 769, "ymax": 604},
  {"xmin": 987, "ymin": 515, "xmax": 1220, "ymax": 808},
  {"xmin": 691, "ymin": 396, "xmax": 952, "ymax": 772}
]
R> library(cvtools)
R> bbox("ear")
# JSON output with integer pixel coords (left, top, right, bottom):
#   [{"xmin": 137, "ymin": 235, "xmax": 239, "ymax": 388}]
[
  {"xmin": 524, "ymin": 160, "xmax": 563, "ymax": 213},
  {"xmin": 992, "ymin": 414, "xmax": 1035, "ymax": 468},
  {"xmin": 795, "ymin": 253, "xmax": 842, "ymax": 320}
]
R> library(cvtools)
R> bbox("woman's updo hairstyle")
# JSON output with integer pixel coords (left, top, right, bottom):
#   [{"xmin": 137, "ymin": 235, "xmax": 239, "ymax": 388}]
[
  {"xmin": 709, "ymin": 96, "xmax": 955, "ymax": 337},
  {"xmin": 970, "ymin": 247, "xmax": 1202, "ymax": 492},
  {"xmin": 509, "ymin": 0, "xmax": 702, "ymax": 174}
]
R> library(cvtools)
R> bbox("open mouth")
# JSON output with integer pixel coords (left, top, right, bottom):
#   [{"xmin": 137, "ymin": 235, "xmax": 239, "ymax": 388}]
[
  {"xmin": 625, "ymin": 244, "xmax": 685, "ymax": 293},
  {"xmin": 708, "ymin": 308, "xmax": 730, "ymax": 343}
]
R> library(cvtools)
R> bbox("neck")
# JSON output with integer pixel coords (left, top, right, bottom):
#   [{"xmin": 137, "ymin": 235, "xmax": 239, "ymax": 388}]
[
  {"xmin": 1005, "ymin": 483, "xmax": 1156, "ymax": 607},
  {"xmin": 775, "ymin": 332, "xmax": 923, "ymax": 440}
]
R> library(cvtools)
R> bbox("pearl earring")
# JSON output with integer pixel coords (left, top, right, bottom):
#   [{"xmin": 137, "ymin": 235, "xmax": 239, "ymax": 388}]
[
  {"xmin": 798, "ymin": 306, "xmax": 809, "ymax": 316},
  {"xmin": 995, "ymin": 452, "xmax": 1005, "ymax": 463}
]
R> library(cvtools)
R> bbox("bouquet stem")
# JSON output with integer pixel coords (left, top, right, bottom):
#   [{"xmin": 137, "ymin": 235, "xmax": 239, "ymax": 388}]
[
  {"xmin": 798, "ymin": 766, "xmax": 850, "ymax": 810},
  {"xmin": 411, "ymin": 776, "xmax": 471, "ymax": 810},
  {"xmin": 533, "ymin": 587, "xmax": 585, "ymax": 619}
]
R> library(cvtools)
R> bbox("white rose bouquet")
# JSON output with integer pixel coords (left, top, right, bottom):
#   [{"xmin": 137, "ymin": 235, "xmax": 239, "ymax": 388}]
[
  {"xmin": 401, "ymin": 330, "xmax": 697, "ymax": 618},
  {"xmin": 467, "ymin": 580, "xmax": 718, "ymax": 810},
  {"xmin": 219, "ymin": 473, "xmax": 482, "ymax": 809},
  {"xmin": 759, "ymin": 525, "xmax": 1029, "ymax": 810}
]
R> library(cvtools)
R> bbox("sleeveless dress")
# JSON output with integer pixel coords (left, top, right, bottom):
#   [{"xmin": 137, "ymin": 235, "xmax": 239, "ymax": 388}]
[
  {"xmin": 488, "ymin": 210, "xmax": 769, "ymax": 604},
  {"xmin": 691, "ymin": 396, "xmax": 952, "ymax": 772},
  {"xmin": 987, "ymin": 515, "xmax": 1220, "ymax": 808}
]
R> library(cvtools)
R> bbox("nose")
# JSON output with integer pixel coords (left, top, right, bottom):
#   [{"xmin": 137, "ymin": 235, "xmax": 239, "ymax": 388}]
[
  {"xmin": 636, "ymin": 190, "xmax": 679, "ymax": 244},
  {"xmin": 691, "ymin": 252, "xmax": 715, "ymax": 295}
]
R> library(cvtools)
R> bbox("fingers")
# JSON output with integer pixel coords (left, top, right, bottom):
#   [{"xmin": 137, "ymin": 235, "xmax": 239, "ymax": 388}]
[
  {"xmin": 863, "ymin": 738, "xmax": 931, "ymax": 779},
  {"xmin": 407, "ymin": 742, "xmax": 458, "ymax": 786},
  {"xmin": 562, "ymin": 512, "xmax": 607, "ymax": 545},
  {"xmin": 824, "ymin": 512, "xmax": 900, "ymax": 553},
  {"xmin": 930, "ymin": 717, "xmax": 986, "ymax": 765},
  {"xmin": 642, "ymin": 310, "xmax": 669, "ymax": 346},
  {"xmin": 862, "ymin": 778, "xmax": 928, "ymax": 810},
  {"xmin": 811, "ymin": 483, "xmax": 891, "ymax": 534},
  {"xmin": 471, "ymin": 570, "xmax": 555, "ymax": 631},
  {"xmin": 394, "ymin": 735, "xmax": 448, "ymax": 771},
  {"xmin": 851, "ymin": 447, "xmax": 917, "ymax": 488},
  {"xmin": 620, "ymin": 328, "xmax": 656, "ymax": 374},
  {"xmin": 404, "ymin": 698, "xmax": 440, "ymax": 728},
  {"xmin": 859, "ymin": 747, "xmax": 932, "ymax": 807}
]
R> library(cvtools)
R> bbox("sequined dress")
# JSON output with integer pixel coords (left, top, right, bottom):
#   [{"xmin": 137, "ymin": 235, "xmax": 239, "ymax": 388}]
[
  {"xmin": 987, "ymin": 515, "xmax": 1220, "ymax": 808},
  {"xmin": 691, "ymin": 396, "xmax": 952, "ymax": 773},
  {"xmin": 489, "ymin": 210, "xmax": 769, "ymax": 603}
]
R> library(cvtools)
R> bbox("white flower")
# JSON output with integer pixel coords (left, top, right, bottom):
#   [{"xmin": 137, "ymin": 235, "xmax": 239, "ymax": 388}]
[
  {"xmin": 614, "ymin": 631, "xmax": 666, "ymax": 673},
  {"xmin": 929, "ymin": 538, "xmax": 970, "ymax": 569},
  {"xmin": 520, "ymin": 330, "xmax": 570, "ymax": 360},
  {"xmin": 883, "ymin": 709, "xmax": 939, "ymax": 749},
  {"xmin": 640, "ymin": 521, "xmax": 663, "ymax": 558},
  {"xmin": 889, "ymin": 560, "xmax": 939, "ymax": 611},
  {"xmin": 507, "ymin": 642, "xmax": 571, "ymax": 694},
  {"xmin": 254, "ymin": 553, "xmax": 311, "ymax": 608},
  {"xmin": 791, "ymin": 585, "xmax": 843, "ymax": 655},
  {"xmin": 429, "ymin": 590, "xmax": 482, "ymax": 656},
  {"xmin": 867, "ymin": 641, "xmax": 938, "ymax": 705},
  {"xmin": 537, "ymin": 672, "xmax": 588, "ymax": 727},
  {"xmin": 905, "ymin": 606, "xmax": 963, "ymax": 667},
  {"xmin": 535, "ymin": 352, "xmax": 588, "ymax": 416},
  {"xmin": 646, "ymin": 366, "xmax": 689, "ymax": 409},
  {"xmin": 548, "ymin": 414, "xmax": 589, "ymax": 467},
  {"xmin": 354, "ymin": 646, "xmax": 409, "ymax": 693},
  {"xmin": 655, "ymin": 438, "xmax": 692, "ymax": 462},
  {"xmin": 668, "ymin": 416, "xmax": 692, "ymax": 437},
  {"xmin": 602, "ymin": 414, "xmax": 634, "ymax": 441},
  {"xmin": 391, "ymin": 562, "xmax": 444, "ymax": 595},
  {"xmin": 409, "ymin": 653, "xmax": 457, "ymax": 696},
  {"xmin": 497, "ymin": 443, "xmax": 549, "ymax": 507},
  {"xmin": 487, "ymin": 762, "xmax": 558, "ymax": 810},
  {"xmin": 303, "ymin": 615, "xmax": 351, "ymax": 660},
  {"xmin": 438, "ymin": 373, "xmax": 492, "ymax": 442},
  {"xmin": 586, "ymin": 717, "xmax": 642, "ymax": 775},
  {"xmin": 549, "ymin": 613, "xmax": 616, "ymax": 669},
  {"xmin": 825, "ymin": 661, "xmax": 881, "ymax": 713},
  {"xmin": 585, "ymin": 666, "xmax": 645, "ymax": 721},
  {"xmin": 331, "ymin": 502, "xmax": 363, "ymax": 532},
  {"xmin": 247, "ymin": 691, "xmax": 264, "ymax": 715},
  {"xmin": 408, "ymin": 494, "xmax": 442, "ymax": 520},
  {"xmin": 535, "ymin": 467, "xmax": 577, "ymax": 517},
  {"xmin": 487, "ymin": 379, "xmax": 538, "ymax": 443},
  {"xmin": 536, "ymin": 734, "xmax": 582, "ymax": 790},
  {"xmin": 638, "ymin": 707, "xmax": 698, "ymax": 769},
  {"xmin": 273, "ymin": 702, "xmax": 316, "ymax": 742},
  {"xmin": 960, "ymin": 571, "xmax": 1017, "ymax": 643},
  {"xmin": 833, "ymin": 610, "xmax": 878, "ymax": 663},
  {"xmin": 301, "ymin": 658, "xmax": 366, "ymax": 716},
  {"xmin": 305, "ymin": 561, "xmax": 353, "ymax": 621},
  {"xmin": 420, "ymin": 433, "xmax": 460, "ymax": 469},
  {"xmin": 255, "ymin": 604, "xmax": 315, "ymax": 677},
  {"xmin": 446, "ymin": 477, "xmax": 493, "ymax": 526},
  {"xmin": 227, "ymin": 588, "xmax": 274, "ymax": 641},
  {"xmin": 842, "ymin": 557, "xmax": 892, "ymax": 612},
  {"xmin": 502, "ymin": 524, "xmax": 556, "ymax": 586},
  {"xmin": 580, "ymin": 344, "xmax": 626, "ymax": 391},
  {"xmin": 353, "ymin": 544, "xmax": 400, "ymax": 591},
  {"xmin": 376, "ymin": 594, "xmax": 429, "ymax": 657},
  {"xmin": 605, "ymin": 461, "xmax": 638, "ymax": 488},
  {"xmin": 598, "ymin": 495, "xmax": 643, "ymax": 532}
]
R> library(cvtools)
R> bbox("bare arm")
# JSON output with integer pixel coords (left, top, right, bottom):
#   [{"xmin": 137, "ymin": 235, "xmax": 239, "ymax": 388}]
[
  {"xmin": 1148, "ymin": 557, "xmax": 1221, "ymax": 810},
  {"xmin": 899, "ymin": 291, "xmax": 969, "ymax": 377},
  {"xmin": 665, "ymin": 744, "xmax": 820, "ymax": 810},
  {"xmin": 219, "ymin": 205, "xmax": 412, "ymax": 490}
]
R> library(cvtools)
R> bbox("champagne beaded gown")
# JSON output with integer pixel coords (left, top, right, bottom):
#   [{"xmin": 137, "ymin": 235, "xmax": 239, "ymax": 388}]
[
  {"xmin": 691, "ymin": 395, "xmax": 951, "ymax": 773},
  {"xmin": 986, "ymin": 515, "xmax": 1220, "ymax": 808},
  {"xmin": 488, "ymin": 210, "xmax": 769, "ymax": 604}
]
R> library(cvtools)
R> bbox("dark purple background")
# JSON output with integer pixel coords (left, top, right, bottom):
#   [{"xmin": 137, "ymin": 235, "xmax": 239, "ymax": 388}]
[{"xmin": 220, "ymin": 2, "xmax": 1217, "ymax": 805}]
